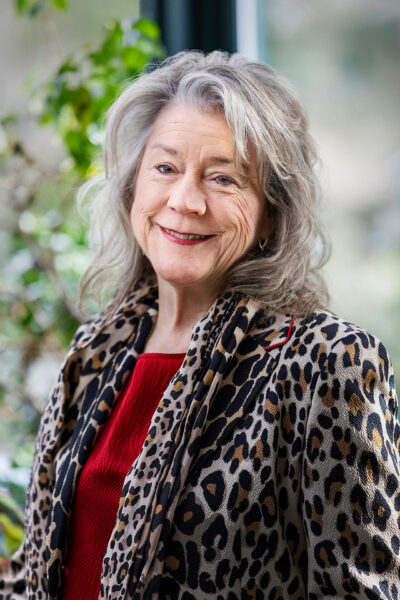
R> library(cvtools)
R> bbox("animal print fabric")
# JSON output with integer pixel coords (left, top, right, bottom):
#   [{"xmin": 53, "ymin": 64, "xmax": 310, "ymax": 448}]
[{"xmin": 0, "ymin": 282, "xmax": 399, "ymax": 600}]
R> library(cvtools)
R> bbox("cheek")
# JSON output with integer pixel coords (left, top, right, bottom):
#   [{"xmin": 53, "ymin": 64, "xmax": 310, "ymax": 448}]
[
  {"xmin": 229, "ymin": 195, "xmax": 260, "ymax": 245},
  {"xmin": 130, "ymin": 197, "xmax": 146, "ymax": 243},
  {"xmin": 130, "ymin": 198, "xmax": 138, "ymax": 230}
]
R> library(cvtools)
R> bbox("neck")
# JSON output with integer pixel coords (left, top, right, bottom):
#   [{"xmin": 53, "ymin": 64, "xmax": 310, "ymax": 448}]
[{"xmin": 143, "ymin": 278, "xmax": 222, "ymax": 353}]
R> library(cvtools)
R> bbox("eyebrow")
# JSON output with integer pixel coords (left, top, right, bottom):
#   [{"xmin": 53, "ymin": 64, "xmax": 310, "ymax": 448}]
[{"xmin": 149, "ymin": 143, "xmax": 234, "ymax": 166}]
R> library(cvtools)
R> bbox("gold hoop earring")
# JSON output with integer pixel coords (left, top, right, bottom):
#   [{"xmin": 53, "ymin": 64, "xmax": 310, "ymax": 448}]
[{"xmin": 258, "ymin": 237, "xmax": 268, "ymax": 251}]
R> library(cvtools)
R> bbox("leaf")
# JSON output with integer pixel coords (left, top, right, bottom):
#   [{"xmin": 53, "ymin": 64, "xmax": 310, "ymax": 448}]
[
  {"xmin": 136, "ymin": 37, "xmax": 165, "ymax": 60},
  {"xmin": 0, "ymin": 491, "xmax": 25, "ymax": 525},
  {"xmin": 68, "ymin": 86, "xmax": 93, "ymax": 125},
  {"xmin": 133, "ymin": 18, "xmax": 161, "ymax": 40},
  {"xmin": 51, "ymin": 0, "xmax": 68, "ymax": 8},
  {"xmin": 0, "ymin": 513, "xmax": 24, "ymax": 554},
  {"xmin": 15, "ymin": 0, "xmax": 67, "ymax": 15},
  {"xmin": 57, "ymin": 57, "xmax": 77, "ymax": 75},
  {"xmin": 90, "ymin": 21, "xmax": 123, "ymax": 65},
  {"xmin": 120, "ymin": 47, "xmax": 148, "ymax": 71},
  {"xmin": 0, "ymin": 113, "xmax": 18, "ymax": 126},
  {"xmin": 64, "ymin": 130, "xmax": 95, "ymax": 175},
  {"xmin": 15, "ymin": 0, "xmax": 46, "ymax": 17},
  {"xmin": 39, "ymin": 113, "xmax": 52, "ymax": 125}
]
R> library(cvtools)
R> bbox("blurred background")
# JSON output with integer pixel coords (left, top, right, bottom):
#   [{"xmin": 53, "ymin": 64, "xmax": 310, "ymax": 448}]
[{"xmin": 0, "ymin": 0, "xmax": 399, "ymax": 558}]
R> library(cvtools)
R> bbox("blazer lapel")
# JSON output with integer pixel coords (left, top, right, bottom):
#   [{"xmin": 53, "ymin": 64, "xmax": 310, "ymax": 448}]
[{"xmin": 189, "ymin": 310, "xmax": 294, "ymax": 479}]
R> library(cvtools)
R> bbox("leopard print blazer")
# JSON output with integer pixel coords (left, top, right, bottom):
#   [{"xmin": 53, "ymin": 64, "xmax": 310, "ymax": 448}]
[{"xmin": 1, "ymin": 282, "xmax": 399, "ymax": 600}]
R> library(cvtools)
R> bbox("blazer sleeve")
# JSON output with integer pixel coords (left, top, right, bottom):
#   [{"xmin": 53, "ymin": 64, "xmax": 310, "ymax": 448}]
[
  {"xmin": 0, "ymin": 317, "xmax": 95, "ymax": 600},
  {"xmin": 0, "ymin": 543, "xmax": 26, "ymax": 600},
  {"xmin": 302, "ymin": 332, "xmax": 400, "ymax": 599},
  {"xmin": 0, "ymin": 369, "xmax": 65, "ymax": 600}
]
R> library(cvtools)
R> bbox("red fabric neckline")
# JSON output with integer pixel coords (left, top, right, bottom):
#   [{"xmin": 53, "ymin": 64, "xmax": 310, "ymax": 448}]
[
  {"xmin": 61, "ymin": 353, "xmax": 184, "ymax": 600},
  {"xmin": 138, "ymin": 352, "xmax": 186, "ymax": 359}
]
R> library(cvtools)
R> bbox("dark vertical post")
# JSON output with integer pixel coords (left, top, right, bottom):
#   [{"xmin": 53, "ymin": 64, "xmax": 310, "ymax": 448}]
[{"xmin": 140, "ymin": 0, "xmax": 237, "ymax": 56}]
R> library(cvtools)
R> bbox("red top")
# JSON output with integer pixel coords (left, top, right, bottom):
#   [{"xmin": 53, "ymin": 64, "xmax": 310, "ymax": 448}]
[{"xmin": 61, "ymin": 352, "xmax": 185, "ymax": 600}]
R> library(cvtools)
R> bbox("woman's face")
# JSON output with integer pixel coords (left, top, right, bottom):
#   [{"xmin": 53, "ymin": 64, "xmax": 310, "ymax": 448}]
[{"xmin": 131, "ymin": 104, "xmax": 270, "ymax": 298}]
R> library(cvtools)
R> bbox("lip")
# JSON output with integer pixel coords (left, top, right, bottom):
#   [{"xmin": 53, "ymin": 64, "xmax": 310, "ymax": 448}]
[{"xmin": 158, "ymin": 224, "xmax": 213, "ymax": 246}]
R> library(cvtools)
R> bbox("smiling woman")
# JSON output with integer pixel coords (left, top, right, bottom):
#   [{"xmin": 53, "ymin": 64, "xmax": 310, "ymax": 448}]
[
  {"xmin": 1, "ymin": 51, "xmax": 399, "ymax": 600},
  {"xmin": 79, "ymin": 51, "xmax": 328, "ymax": 320}
]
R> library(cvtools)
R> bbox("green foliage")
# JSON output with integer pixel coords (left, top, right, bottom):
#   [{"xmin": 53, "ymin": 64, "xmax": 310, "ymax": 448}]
[
  {"xmin": 15, "ymin": 0, "xmax": 68, "ymax": 17},
  {"xmin": 0, "ymin": 454, "xmax": 28, "ymax": 557},
  {"xmin": 0, "ymin": 8, "xmax": 165, "ymax": 559},
  {"xmin": 0, "ymin": 510, "xmax": 24, "ymax": 554},
  {"xmin": 0, "ymin": 475, "xmax": 25, "ymax": 556},
  {"xmin": 38, "ymin": 18, "xmax": 164, "ymax": 175}
]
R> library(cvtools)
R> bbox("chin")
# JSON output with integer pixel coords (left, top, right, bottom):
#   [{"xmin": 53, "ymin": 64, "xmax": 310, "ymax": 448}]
[{"xmin": 159, "ymin": 275, "xmax": 204, "ymax": 289}]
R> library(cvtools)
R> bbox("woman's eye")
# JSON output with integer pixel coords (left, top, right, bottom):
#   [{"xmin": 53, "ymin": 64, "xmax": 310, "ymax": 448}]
[
  {"xmin": 214, "ymin": 174, "xmax": 236, "ymax": 186},
  {"xmin": 156, "ymin": 164, "xmax": 174, "ymax": 174}
]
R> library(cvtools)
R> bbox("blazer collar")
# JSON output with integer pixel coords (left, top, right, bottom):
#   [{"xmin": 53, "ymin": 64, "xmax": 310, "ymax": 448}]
[{"xmin": 247, "ymin": 304, "xmax": 295, "ymax": 352}]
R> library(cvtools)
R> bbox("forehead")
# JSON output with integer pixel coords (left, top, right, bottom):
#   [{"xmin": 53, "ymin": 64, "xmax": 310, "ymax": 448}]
[{"xmin": 146, "ymin": 104, "xmax": 234, "ymax": 150}]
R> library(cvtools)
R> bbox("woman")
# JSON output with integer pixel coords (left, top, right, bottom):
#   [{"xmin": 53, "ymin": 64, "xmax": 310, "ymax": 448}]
[{"xmin": 1, "ymin": 50, "xmax": 399, "ymax": 600}]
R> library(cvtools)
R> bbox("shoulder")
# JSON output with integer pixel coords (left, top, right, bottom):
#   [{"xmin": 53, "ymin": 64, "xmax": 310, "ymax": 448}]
[
  {"xmin": 289, "ymin": 309, "xmax": 392, "ymax": 374},
  {"xmin": 291, "ymin": 310, "xmax": 396, "ymax": 397},
  {"xmin": 254, "ymin": 307, "xmax": 389, "ymax": 361},
  {"xmin": 293, "ymin": 309, "xmax": 381, "ymax": 350},
  {"xmin": 253, "ymin": 307, "xmax": 396, "ymax": 397},
  {"xmin": 293, "ymin": 311, "xmax": 398, "ymax": 449}
]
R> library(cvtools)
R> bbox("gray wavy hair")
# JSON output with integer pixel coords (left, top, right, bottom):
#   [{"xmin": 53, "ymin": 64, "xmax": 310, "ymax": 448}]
[{"xmin": 78, "ymin": 50, "xmax": 330, "ymax": 315}]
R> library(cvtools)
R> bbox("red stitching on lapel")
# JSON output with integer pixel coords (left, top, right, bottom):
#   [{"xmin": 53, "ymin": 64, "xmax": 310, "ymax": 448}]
[{"xmin": 264, "ymin": 316, "xmax": 295, "ymax": 351}]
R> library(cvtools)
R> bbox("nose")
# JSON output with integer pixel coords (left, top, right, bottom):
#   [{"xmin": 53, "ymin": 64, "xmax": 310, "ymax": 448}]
[{"xmin": 167, "ymin": 172, "xmax": 207, "ymax": 215}]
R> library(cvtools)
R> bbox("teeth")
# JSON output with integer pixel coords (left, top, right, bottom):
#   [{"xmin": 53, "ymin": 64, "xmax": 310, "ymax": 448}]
[{"xmin": 163, "ymin": 227, "xmax": 208, "ymax": 240}]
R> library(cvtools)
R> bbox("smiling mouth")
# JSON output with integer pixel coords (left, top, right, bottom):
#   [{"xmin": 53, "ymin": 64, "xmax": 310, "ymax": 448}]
[{"xmin": 161, "ymin": 226, "xmax": 212, "ymax": 240}]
